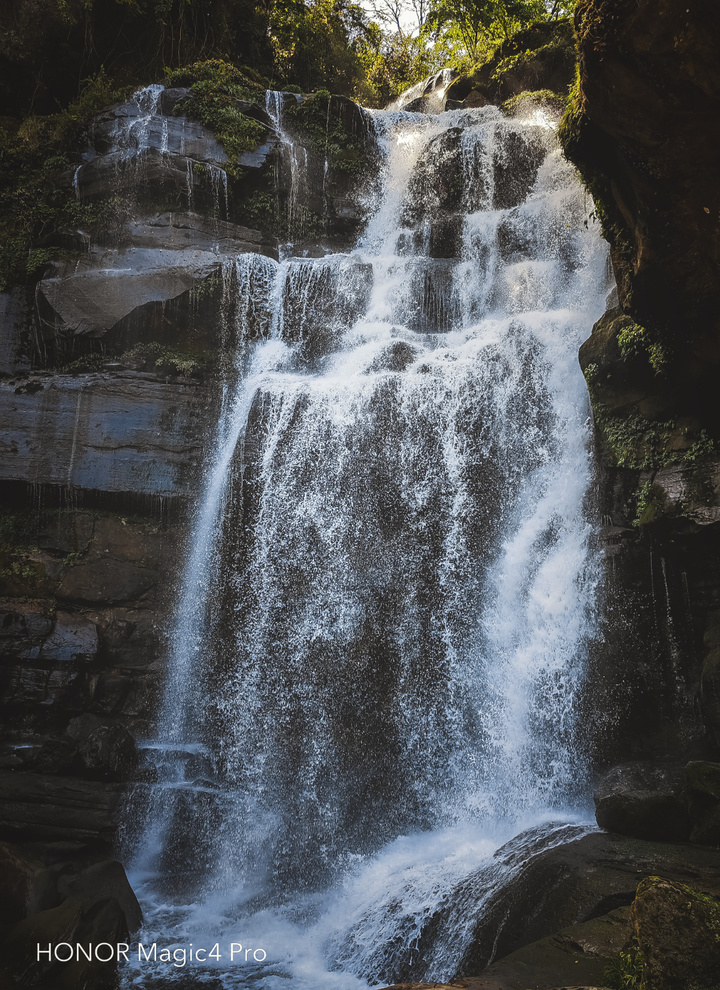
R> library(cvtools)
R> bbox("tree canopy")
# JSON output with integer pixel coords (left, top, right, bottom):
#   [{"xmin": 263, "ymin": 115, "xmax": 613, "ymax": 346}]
[{"xmin": 0, "ymin": 0, "xmax": 577, "ymax": 114}]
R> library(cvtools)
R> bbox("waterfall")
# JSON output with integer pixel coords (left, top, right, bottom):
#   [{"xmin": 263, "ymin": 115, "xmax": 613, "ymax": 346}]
[{"xmin": 124, "ymin": 99, "xmax": 610, "ymax": 989}]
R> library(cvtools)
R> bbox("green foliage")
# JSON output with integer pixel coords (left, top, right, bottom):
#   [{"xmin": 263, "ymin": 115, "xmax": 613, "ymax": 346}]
[
  {"xmin": 590, "ymin": 398, "xmax": 679, "ymax": 471},
  {"xmin": 685, "ymin": 430, "xmax": 716, "ymax": 465},
  {"xmin": 139, "ymin": 342, "xmax": 212, "ymax": 377},
  {"xmin": 425, "ymin": 0, "xmax": 546, "ymax": 62},
  {"xmin": 2, "ymin": 0, "xmax": 278, "ymax": 115},
  {"xmin": 63, "ymin": 341, "xmax": 213, "ymax": 377},
  {"xmin": 285, "ymin": 91, "xmax": 368, "ymax": 174},
  {"xmin": 164, "ymin": 59, "xmax": 265, "ymax": 99},
  {"xmin": 445, "ymin": 16, "xmax": 575, "ymax": 107},
  {"xmin": 604, "ymin": 944, "xmax": 643, "ymax": 989},
  {"xmin": 165, "ymin": 60, "xmax": 266, "ymax": 163},
  {"xmin": 633, "ymin": 481, "xmax": 666, "ymax": 527},
  {"xmin": 269, "ymin": 0, "xmax": 375, "ymax": 97},
  {"xmin": 617, "ymin": 320, "xmax": 668, "ymax": 375},
  {"xmin": 360, "ymin": 29, "xmax": 450, "ymax": 105},
  {"xmin": 0, "ymin": 70, "xmax": 131, "ymax": 290},
  {"xmin": 243, "ymin": 191, "xmax": 280, "ymax": 231}
]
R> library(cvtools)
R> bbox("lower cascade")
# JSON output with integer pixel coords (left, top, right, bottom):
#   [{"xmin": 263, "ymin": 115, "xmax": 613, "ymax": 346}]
[{"xmin": 124, "ymin": 99, "xmax": 610, "ymax": 988}]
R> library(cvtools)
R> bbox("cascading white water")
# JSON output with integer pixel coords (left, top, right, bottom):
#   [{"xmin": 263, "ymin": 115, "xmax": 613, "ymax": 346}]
[{"xmin": 124, "ymin": 99, "xmax": 610, "ymax": 989}]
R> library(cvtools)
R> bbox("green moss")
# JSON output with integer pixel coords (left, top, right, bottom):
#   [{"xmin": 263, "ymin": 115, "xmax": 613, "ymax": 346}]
[
  {"xmin": 165, "ymin": 59, "xmax": 266, "ymax": 100},
  {"xmin": 62, "ymin": 341, "xmax": 214, "ymax": 377},
  {"xmin": 164, "ymin": 59, "xmax": 266, "ymax": 166},
  {"xmin": 588, "ymin": 391, "xmax": 679, "ymax": 470},
  {"xmin": 491, "ymin": 39, "xmax": 573, "ymax": 84},
  {"xmin": 0, "ymin": 510, "xmax": 40, "ymax": 553},
  {"xmin": 501, "ymin": 89, "xmax": 568, "ymax": 115}
]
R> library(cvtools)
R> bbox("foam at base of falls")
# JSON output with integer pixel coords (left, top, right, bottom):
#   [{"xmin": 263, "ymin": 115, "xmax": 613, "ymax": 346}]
[
  {"xmin": 124, "ymin": 819, "xmax": 594, "ymax": 989},
  {"xmin": 124, "ymin": 99, "xmax": 611, "ymax": 988}
]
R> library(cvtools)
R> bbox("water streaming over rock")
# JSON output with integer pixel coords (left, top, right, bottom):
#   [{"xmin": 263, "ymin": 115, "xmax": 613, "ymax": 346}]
[{"xmin": 124, "ymin": 99, "xmax": 610, "ymax": 989}]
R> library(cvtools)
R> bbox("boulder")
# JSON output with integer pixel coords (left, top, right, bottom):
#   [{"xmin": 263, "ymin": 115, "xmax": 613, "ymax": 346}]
[
  {"xmin": 38, "ymin": 613, "xmax": 99, "ymax": 664},
  {"xmin": 5, "ymin": 897, "xmax": 84, "ymax": 984},
  {"xmin": 88, "ymin": 607, "xmax": 160, "ymax": 670},
  {"xmin": 444, "ymin": 905, "xmax": 629, "ymax": 989},
  {"xmin": 684, "ymin": 761, "xmax": 720, "ymax": 846},
  {"xmin": 0, "ymin": 603, "xmax": 54, "ymax": 658},
  {"xmin": 594, "ymin": 763, "xmax": 690, "ymax": 841},
  {"xmin": 701, "ymin": 650, "xmax": 720, "ymax": 746},
  {"xmin": 59, "ymin": 860, "xmax": 142, "ymax": 932},
  {"xmin": 5, "ymin": 890, "xmax": 134, "ymax": 988},
  {"xmin": 455, "ymin": 831, "xmax": 720, "ymax": 976},
  {"xmin": 0, "ymin": 841, "xmax": 57, "ymax": 926},
  {"xmin": 402, "ymin": 96, "xmax": 433, "ymax": 114},
  {"xmin": 632, "ymin": 876, "xmax": 720, "ymax": 990}
]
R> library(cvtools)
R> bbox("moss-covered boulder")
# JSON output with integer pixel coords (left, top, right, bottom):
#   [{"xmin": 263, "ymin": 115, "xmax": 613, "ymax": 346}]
[{"xmin": 631, "ymin": 876, "xmax": 720, "ymax": 990}]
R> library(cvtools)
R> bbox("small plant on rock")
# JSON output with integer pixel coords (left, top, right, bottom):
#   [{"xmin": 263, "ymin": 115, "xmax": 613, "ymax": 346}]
[{"xmin": 604, "ymin": 943, "xmax": 643, "ymax": 989}]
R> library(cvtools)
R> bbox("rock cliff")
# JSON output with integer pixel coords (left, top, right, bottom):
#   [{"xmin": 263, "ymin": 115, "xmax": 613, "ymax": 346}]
[
  {"xmin": 555, "ymin": 0, "xmax": 720, "ymax": 767},
  {"xmin": 0, "ymin": 76, "xmax": 377, "ymax": 981}
]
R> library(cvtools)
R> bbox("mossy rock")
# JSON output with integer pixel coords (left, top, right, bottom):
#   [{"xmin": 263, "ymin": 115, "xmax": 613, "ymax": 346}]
[
  {"xmin": 631, "ymin": 876, "xmax": 720, "ymax": 990},
  {"xmin": 579, "ymin": 308, "xmax": 709, "ymax": 470},
  {"xmin": 446, "ymin": 19, "xmax": 577, "ymax": 107},
  {"xmin": 501, "ymin": 89, "xmax": 568, "ymax": 116}
]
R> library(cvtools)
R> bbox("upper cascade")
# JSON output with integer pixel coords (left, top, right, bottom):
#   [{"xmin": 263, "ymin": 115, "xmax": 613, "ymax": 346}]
[{"xmin": 387, "ymin": 67, "xmax": 459, "ymax": 113}]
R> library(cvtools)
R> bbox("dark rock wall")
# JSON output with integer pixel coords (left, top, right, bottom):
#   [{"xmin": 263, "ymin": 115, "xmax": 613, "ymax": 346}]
[{"xmin": 557, "ymin": 0, "xmax": 720, "ymax": 782}]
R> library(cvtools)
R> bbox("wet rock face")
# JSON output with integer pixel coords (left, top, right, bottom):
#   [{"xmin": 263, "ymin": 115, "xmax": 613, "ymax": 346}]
[
  {"xmin": 27, "ymin": 85, "xmax": 281, "ymax": 370},
  {"xmin": 0, "ymin": 375, "xmax": 214, "ymax": 498},
  {"xmin": 402, "ymin": 124, "xmax": 545, "ymax": 260},
  {"xmin": 0, "ymin": 83, "xmax": 378, "ymax": 944},
  {"xmin": 454, "ymin": 831, "xmax": 720, "ymax": 978},
  {"xmin": 685, "ymin": 761, "xmax": 720, "ymax": 845},
  {"xmin": 279, "ymin": 93, "xmax": 379, "ymax": 251},
  {"xmin": 0, "ymin": 509, "xmax": 179, "ymax": 740}
]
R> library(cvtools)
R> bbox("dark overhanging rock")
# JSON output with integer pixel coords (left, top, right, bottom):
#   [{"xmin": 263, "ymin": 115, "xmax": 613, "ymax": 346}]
[
  {"xmin": 561, "ymin": 0, "xmax": 720, "ymax": 455},
  {"xmin": 594, "ymin": 762, "xmax": 690, "ymax": 841}
]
